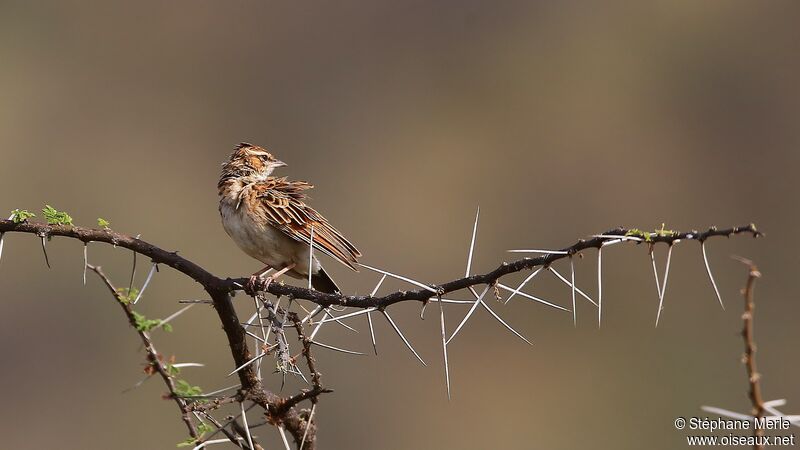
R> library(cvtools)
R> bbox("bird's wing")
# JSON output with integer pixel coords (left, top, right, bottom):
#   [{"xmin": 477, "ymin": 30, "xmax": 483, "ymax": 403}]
[{"xmin": 247, "ymin": 177, "xmax": 361, "ymax": 270}]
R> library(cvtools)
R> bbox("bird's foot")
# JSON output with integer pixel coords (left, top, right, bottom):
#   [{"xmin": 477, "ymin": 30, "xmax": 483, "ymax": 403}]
[
  {"xmin": 245, "ymin": 274, "xmax": 277, "ymax": 296},
  {"xmin": 244, "ymin": 264, "xmax": 294, "ymax": 296}
]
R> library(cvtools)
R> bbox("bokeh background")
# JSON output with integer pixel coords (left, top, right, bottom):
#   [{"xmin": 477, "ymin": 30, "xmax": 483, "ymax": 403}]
[{"xmin": 1, "ymin": 1, "xmax": 798, "ymax": 449}]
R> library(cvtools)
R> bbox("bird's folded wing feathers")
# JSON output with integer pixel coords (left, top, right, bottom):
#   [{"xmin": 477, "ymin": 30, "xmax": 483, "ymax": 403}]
[{"xmin": 249, "ymin": 177, "xmax": 361, "ymax": 270}]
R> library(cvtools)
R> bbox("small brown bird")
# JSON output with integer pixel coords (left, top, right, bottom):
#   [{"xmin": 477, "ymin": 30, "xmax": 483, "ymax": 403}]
[{"xmin": 218, "ymin": 143, "xmax": 361, "ymax": 294}]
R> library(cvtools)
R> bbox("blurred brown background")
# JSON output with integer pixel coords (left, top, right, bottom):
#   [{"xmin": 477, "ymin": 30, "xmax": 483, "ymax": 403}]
[{"xmin": 1, "ymin": 1, "xmax": 798, "ymax": 449}]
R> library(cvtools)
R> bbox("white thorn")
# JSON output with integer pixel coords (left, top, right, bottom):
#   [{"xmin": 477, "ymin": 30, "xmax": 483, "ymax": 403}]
[
  {"xmin": 308, "ymin": 226, "xmax": 314, "ymax": 290},
  {"xmin": 597, "ymin": 247, "xmax": 602, "ymax": 328},
  {"xmin": 170, "ymin": 362, "xmax": 204, "ymax": 369},
  {"xmin": 133, "ymin": 262, "xmax": 157, "ymax": 304},
  {"xmin": 227, "ymin": 352, "xmax": 267, "ymax": 377},
  {"xmin": 446, "ymin": 286, "xmax": 489, "ymax": 344},
  {"xmin": 548, "ymin": 267, "xmax": 598, "ymax": 306},
  {"xmin": 358, "ymin": 263, "xmax": 437, "ymax": 292},
  {"xmin": 592, "ymin": 234, "xmax": 644, "ymax": 242},
  {"xmin": 496, "ymin": 284, "xmax": 568, "ymax": 311},
  {"xmin": 309, "ymin": 339, "xmax": 365, "ymax": 355},
  {"xmin": 438, "ymin": 294, "xmax": 451, "ymax": 400},
  {"xmin": 192, "ymin": 438, "xmax": 242, "ymax": 449},
  {"xmin": 382, "ymin": 310, "xmax": 426, "ymax": 366},
  {"xmin": 702, "ymin": 242, "xmax": 725, "ymax": 310},
  {"xmin": 301, "ymin": 306, "xmax": 323, "ymax": 325},
  {"xmin": 241, "ymin": 402, "xmax": 255, "ymax": 450},
  {"xmin": 322, "ymin": 308, "xmax": 359, "ymax": 333},
  {"xmin": 370, "ymin": 274, "xmax": 388, "ymax": 297},
  {"xmin": 476, "ymin": 287, "xmax": 533, "ymax": 345},
  {"xmin": 507, "ymin": 249, "xmax": 569, "ymax": 254},
  {"xmin": 278, "ymin": 425, "xmax": 291, "ymax": 450},
  {"xmin": 366, "ymin": 274, "xmax": 387, "ymax": 355},
  {"xmin": 299, "ymin": 403, "xmax": 316, "ymax": 450},
  {"xmin": 700, "ymin": 406, "xmax": 757, "ymax": 421},
  {"xmin": 317, "ymin": 308, "xmax": 376, "ymax": 323},
  {"xmin": 82, "ymin": 243, "xmax": 88, "ymax": 285},
  {"xmin": 649, "ymin": 248, "xmax": 662, "ymax": 327},
  {"xmin": 655, "ymin": 245, "xmax": 674, "ymax": 327},
  {"xmin": 252, "ymin": 296, "xmax": 266, "ymax": 379},
  {"xmin": 570, "ymin": 256, "xmax": 576, "ymax": 327},
  {"xmin": 160, "ymin": 303, "xmax": 196, "ymax": 327},
  {"xmin": 366, "ymin": 311, "xmax": 378, "ymax": 355},
  {"xmin": 466, "ymin": 206, "xmax": 480, "ymax": 277},
  {"xmin": 308, "ymin": 309, "xmax": 327, "ymax": 341},
  {"xmin": 504, "ymin": 267, "xmax": 543, "ymax": 303},
  {"xmin": 40, "ymin": 236, "xmax": 51, "ymax": 268},
  {"xmin": 201, "ymin": 384, "xmax": 240, "ymax": 397},
  {"xmin": 128, "ymin": 248, "xmax": 138, "ymax": 294}
]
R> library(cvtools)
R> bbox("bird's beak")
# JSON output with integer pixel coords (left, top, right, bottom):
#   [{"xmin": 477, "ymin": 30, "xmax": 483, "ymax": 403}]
[{"xmin": 272, "ymin": 160, "xmax": 287, "ymax": 168}]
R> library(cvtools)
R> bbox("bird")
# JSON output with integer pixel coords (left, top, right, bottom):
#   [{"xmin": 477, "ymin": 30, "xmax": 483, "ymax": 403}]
[{"xmin": 218, "ymin": 142, "xmax": 361, "ymax": 294}]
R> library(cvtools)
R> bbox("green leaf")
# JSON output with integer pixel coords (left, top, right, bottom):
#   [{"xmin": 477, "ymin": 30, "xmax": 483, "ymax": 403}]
[
  {"xmin": 654, "ymin": 223, "xmax": 675, "ymax": 238},
  {"xmin": 97, "ymin": 217, "xmax": 111, "ymax": 229},
  {"xmin": 173, "ymin": 379, "xmax": 203, "ymax": 397},
  {"xmin": 131, "ymin": 310, "xmax": 163, "ymax": 332},
  {"xmin": 42, "ymin": 205, "xmax": 73, "ymax": 226},
  {"xmin": 176, "ymin": 438, "xmax": 197, "ymax": 448},
  {"xmin": 197, "ymin": 422, "xmax": 213, "ymax": 436},
  {"xmin": 10, "ymin": 209, "xmax": 35, "ymax": 223},
  {"xmin": 165, "ymin": 363, "xmax": 181, "ymax": 377},
  {"xmin": 116, "ymin": 287, "xmax": 139, "ymax": 304}
]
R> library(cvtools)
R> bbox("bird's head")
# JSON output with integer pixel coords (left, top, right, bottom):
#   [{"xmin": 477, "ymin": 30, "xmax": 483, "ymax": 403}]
[{"xmin": 221, "ymin": 143, "xmax": 287, "ymax": 181}]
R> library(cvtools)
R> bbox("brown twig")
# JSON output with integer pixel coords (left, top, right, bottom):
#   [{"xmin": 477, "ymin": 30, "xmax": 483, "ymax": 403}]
[
  {"xmin": 0, "ymin": 220, "xmax": 761, "ymax": 310},
  {"xmin": 735, "ymin": 257, "xmax": 765, "ymax": 448},
  {"xmin": 85, "ymin": 264, "xmax": 200, "ymax": 441}
]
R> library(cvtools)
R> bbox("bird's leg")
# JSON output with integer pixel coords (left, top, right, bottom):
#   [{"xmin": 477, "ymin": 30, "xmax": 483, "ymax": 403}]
[
  {"xmin": 247, "ymin": 263, "xmax": 296, "ymax": 294},
  {"xmin": 263, "ymin": 263, "xmax": 296, "ymax": 289}
]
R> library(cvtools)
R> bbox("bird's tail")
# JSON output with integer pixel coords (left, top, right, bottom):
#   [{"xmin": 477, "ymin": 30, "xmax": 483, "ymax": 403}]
[{"xmin": 311, "ymin": 267, "xmax": 341, "ymax": 294}]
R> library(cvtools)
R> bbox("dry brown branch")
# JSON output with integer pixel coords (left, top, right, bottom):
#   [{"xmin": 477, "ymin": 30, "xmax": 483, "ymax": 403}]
[
  {"xmin": 736, "ymin": 257, "xmax": 765, "ymax": 449},
  {"xmin": 85, "ymin": 264, "xmax": 200, "ymax": 441},
  {"xmin": 0, "ymin": 218, "xmax": 762, "ymax": 448}
]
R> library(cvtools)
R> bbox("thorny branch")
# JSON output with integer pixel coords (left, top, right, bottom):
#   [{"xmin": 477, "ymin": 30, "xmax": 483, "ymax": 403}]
[
  {"xmin": 0, "ymin": 220, "xmax": 761, "ymax": 309},
  {"xmin": 86, "ymin": 264, "xmax": 200, "ymax": 441},
  {"xmin": 0, "ymin": 218, "xmax": 762, "ymax": 448},
  {"xmin": 701, "ymin": 260, "xmax": 800, "ymax": 449},
  {"xmin": 739, "ymin": 258, "xmax": 765, "ymax": 448}
]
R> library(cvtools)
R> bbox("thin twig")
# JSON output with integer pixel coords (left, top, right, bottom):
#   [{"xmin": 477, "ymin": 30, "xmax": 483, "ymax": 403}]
[
  {"xmin": 737, "ymin": 257, "xmax": 765, "ymax": 446},
  {"xmin": 85, "ymin": 264, "xmax": 199, "ymax": 440}
]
